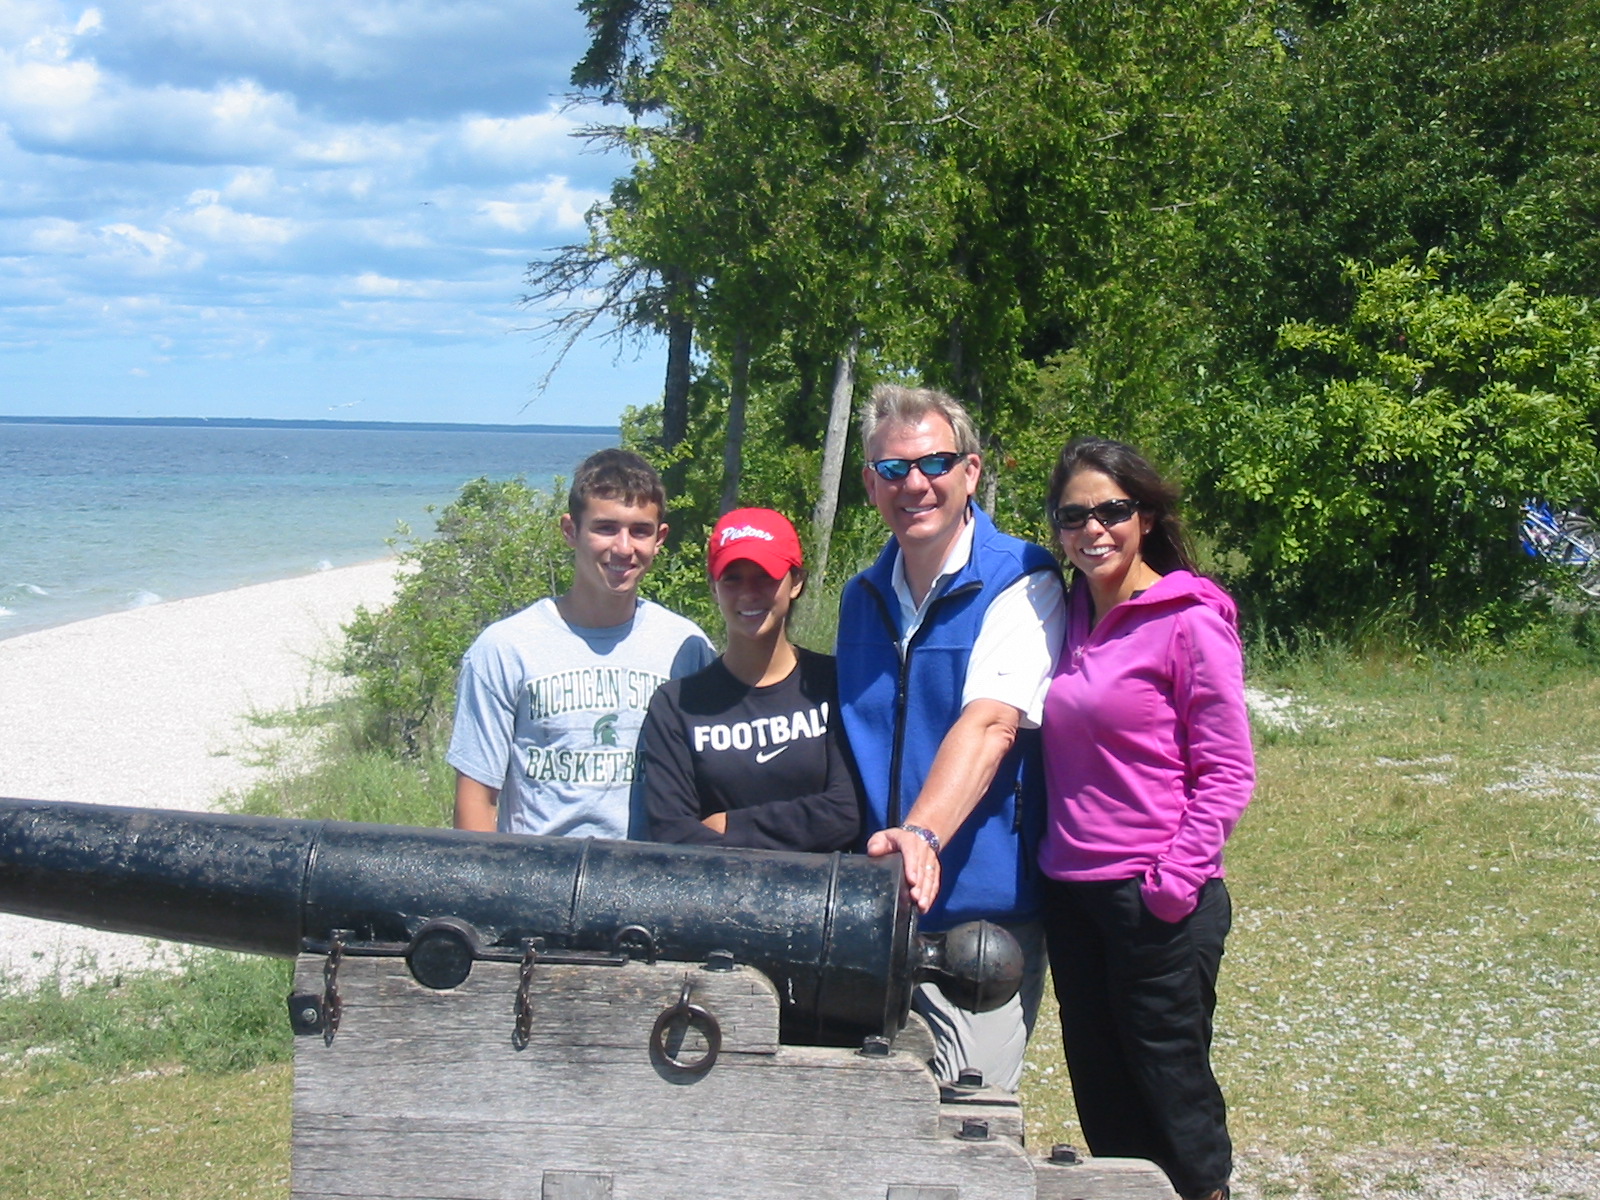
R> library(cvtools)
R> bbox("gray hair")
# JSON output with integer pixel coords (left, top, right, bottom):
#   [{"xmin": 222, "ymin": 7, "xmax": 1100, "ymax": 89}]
[{"xmin": 860, "ymin": 384, "xmax": 980, "ymax": 459}]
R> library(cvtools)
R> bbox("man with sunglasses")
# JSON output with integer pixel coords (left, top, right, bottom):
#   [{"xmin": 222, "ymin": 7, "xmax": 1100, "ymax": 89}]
[{"xmin": 836, "ymin": 384, "xmax": 1065, "ymax": 1093}]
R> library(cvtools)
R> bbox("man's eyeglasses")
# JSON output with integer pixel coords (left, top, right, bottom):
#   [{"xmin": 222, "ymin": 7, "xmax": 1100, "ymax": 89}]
[
  {"xmin": 869, "ymin": 452, "xmax": 966, "ymax": 482},
  {"xmin": 1050, "ymin": 498, "xmax": 1142, "ymax": 531}
]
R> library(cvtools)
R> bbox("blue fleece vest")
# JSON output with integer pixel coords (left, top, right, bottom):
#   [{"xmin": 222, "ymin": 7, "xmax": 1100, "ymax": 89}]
[{"xmin": 837, "ymin": 506, "xmax": 1057, "ymax": 930}]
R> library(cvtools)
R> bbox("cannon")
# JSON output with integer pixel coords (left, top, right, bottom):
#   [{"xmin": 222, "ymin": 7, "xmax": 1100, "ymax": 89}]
[
  {"xmin": 0, "ymin": 797, "xmax": 1178, "ymax": 1200},
  {"xmin": 0, "ymin": 796, "xmax": 1018, "ymax": 1044}
]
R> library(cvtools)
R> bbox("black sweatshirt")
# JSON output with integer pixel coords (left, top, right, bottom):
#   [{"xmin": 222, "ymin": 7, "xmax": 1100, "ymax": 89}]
[{"xmin": 639, "ymin": 648, "xmax": 862, "ymax": 852}]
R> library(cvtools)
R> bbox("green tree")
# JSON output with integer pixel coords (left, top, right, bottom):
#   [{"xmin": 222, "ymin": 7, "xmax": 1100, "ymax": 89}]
[
  {"xmin": 538, "ymin": 0, "xmax": 1600, "ymax": 644},
  {"xmin": 554, "ymin": 0, "xmax": 1253, "ymax": 552},
  {"xmin": 1208, "ymin": 0, "xmax": 1600, "ymax": 352},
  {"xmin": 1186, "ymin": 255, "xmax": 1600, "ymax": 636}
]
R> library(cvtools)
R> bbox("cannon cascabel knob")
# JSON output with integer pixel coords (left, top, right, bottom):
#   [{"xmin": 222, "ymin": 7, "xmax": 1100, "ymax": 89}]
[{"xmin": 913, "ymin": 920, "xmax": 1024, "ymax": 1013}]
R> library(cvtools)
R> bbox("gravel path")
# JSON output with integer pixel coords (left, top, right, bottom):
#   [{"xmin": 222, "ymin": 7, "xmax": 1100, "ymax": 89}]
[
  {"xmin": 1235, "ymin": 1145, "xmax": 1600, "ymax": 1199},
  {"xmin": 0, "ymin": 562, "xmax": 398, "ymax": 988}
]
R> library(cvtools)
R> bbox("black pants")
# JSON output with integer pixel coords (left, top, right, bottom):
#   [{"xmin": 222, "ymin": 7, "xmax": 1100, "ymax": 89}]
[{"xmin": 1042, "ymin": 875, "xmax": 1232, "ymax": 1200}]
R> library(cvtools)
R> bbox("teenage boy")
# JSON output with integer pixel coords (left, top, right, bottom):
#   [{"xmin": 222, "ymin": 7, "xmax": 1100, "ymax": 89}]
[{"xmin": 448, "ymin": 449, "xmax": 716, "ymax": 838}]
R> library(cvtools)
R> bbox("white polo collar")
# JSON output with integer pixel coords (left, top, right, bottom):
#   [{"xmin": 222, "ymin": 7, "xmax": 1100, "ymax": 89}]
[{"xmin": 890, "ymin": 507, "xmax": 976, "ymax": 646}]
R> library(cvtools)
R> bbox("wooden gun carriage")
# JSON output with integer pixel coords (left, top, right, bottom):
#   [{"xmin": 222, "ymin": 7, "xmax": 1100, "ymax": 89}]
[{"xmin": 0, "ymin": 797, "xmax": 1175, "ymax": 1199}]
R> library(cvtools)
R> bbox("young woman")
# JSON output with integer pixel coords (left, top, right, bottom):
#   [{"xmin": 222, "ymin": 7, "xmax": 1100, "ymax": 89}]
[
  {"xmin": 640, "ymin": 507, "xmax": 861, "ymax": 852},
  {"xmin": 1038, "ymin": 437, "xmax": 1254, "ymax": 1200}
]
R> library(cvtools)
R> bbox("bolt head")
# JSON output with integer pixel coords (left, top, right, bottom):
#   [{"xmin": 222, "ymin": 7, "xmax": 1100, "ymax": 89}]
[{"xmin": 856, "ymin": 1035, "xmax": 892, "ymax": 1058}]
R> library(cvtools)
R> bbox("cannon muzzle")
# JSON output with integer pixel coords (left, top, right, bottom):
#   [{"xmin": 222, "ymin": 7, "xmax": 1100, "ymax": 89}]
[{"xmin": 0, "ymin": 797, "xmax": 1020, "ymax": 1044}]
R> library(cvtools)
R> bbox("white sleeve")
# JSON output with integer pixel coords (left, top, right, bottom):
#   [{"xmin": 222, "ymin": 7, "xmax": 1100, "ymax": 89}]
[{"xmin": 960, "ymin": 569, "xmax": 1066, "ymax": 727}]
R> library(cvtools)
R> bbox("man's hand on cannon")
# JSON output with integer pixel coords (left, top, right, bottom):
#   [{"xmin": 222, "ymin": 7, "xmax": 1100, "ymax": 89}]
[{"xmin": 866, "ymin": 825, "xmax": 941, "ymax": 913}]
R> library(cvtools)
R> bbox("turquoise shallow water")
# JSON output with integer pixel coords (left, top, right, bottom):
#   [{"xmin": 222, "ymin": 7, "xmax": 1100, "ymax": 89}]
[{"xmin": 0, "ymin": 422, "xmax": 615, "ymax": 639}]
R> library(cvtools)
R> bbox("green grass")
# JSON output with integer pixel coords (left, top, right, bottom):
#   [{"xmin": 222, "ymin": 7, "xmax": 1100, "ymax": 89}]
[
  {"xmin": 0, "ymin": 1064, "xmax": 289, "ymax": 1199},
  {"xmin": 1023, "ymin": 636, "xmax": 1600, "ymax": 1187},
  {"xmin": 0, "ymin": 953, "xmax": 295, "ymax": 1199},
  {"xmin": 232, "ymin": 697, "xmax": 454, "ymax": 827},
  {"xmin": 6, "ymin": 635, "xmax": 1600, "ymax": 1197},
  {"xmin": 0, "ymin": 952, "xmax": 293, "ymax": 1077}
]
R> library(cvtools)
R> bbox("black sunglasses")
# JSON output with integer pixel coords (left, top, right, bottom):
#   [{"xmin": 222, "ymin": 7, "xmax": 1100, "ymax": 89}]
[
  {"xmin": 1050, "ymin": 498, "xmax": 1143, "ymax": 531},
  {"xmin": 868, "ymin": 452, "xmax": 966, "ymax": 481}
]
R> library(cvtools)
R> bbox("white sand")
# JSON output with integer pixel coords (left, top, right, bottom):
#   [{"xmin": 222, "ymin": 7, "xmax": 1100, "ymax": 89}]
[{"xmin": 0, "ymin": 561, "xmax": 400, "ymax": 988}]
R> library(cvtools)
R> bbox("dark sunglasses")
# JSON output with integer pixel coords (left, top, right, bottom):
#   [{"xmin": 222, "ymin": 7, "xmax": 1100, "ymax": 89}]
[
  {"xmin": 1050, "ymin": 498, "xmax": 1143, "ymax": 531},
  {"xmin": 868, "ymin": 452, "xmax": 966, "ymax": 481}
]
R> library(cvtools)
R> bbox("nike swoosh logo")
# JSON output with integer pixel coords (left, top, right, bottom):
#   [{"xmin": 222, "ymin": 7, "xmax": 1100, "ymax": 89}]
[{"xmin": 754, "ymin": 746, "xmax": 789, "ymax": 764}]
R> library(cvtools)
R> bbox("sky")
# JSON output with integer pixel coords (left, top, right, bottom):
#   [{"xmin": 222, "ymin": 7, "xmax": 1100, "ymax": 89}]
[{"xmin": 0, "ymin": 1, "xmax": 662, "ymax": 427}]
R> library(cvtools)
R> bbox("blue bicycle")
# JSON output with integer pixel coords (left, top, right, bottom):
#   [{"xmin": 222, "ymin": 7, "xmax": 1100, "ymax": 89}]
[{"xmin": 1521, "ymin": 500, "xmax": 1600, "ymax": 598}]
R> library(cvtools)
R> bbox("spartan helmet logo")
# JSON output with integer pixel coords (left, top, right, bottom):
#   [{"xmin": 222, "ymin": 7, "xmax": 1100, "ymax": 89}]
[{"xmin": 592, "ymin": 713, "xmax": 620, "ymax": 747}]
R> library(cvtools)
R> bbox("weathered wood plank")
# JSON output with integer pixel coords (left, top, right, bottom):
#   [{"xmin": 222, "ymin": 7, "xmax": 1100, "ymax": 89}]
[
  {"xmin": 1032, "ymin": 1157, "xmax": 1179, "ymax": 1200},
  {"xmin": 293, "ymin": 956, "xmax": 940, "ymax": 1141},
  {"xmin": 292, "ymin": 1117, "xmax": 1039, "ymax": 1200},
  {"xmin": 934, "ymin": 1089, "xmax": 1026, "ymax": 1142},
  {"xmin": 292, "ymin": 955, "xmax": 783, "ymax": 1055},
  {"xmin": 288, "ymin": 953, "xmax": 1179, "ymax": 1200}
]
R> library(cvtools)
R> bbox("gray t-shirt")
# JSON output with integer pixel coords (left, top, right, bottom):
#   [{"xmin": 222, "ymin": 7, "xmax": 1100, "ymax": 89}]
[{"xmin": 447, "ymin": 597, "xmax": 716, "ymax": 839}]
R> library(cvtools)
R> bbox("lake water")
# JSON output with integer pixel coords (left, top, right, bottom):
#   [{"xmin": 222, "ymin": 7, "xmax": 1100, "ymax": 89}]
[{"xmin": 0, "ymin": 421, "xmax": 616, "ymax": 639}]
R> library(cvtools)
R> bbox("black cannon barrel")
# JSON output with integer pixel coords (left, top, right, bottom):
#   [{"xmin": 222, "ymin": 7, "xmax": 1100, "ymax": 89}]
[{"xmin": 0, "ymin": 798, "xmax": 1019, "ymax": 1044}]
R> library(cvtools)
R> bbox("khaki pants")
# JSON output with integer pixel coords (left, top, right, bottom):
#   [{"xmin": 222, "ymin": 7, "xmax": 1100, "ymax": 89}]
[{"xmin": 911, "ymin": 919, "xmax": 1046, "ymax": 1093}]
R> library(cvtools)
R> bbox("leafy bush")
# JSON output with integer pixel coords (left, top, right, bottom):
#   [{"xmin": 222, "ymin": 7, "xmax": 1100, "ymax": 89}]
[
  {"xmin": 1179, "ymin": 254, "xmax": 1600, "ymax": 638},
  {"xmin": 340, "ymin": 477, "xmax": 572, "ymax": 755}
]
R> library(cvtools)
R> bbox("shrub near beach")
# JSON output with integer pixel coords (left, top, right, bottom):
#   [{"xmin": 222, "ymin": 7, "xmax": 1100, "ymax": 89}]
[{"xmin": 340, "ymin": 476, "xmax": 575, "ymax": 755}]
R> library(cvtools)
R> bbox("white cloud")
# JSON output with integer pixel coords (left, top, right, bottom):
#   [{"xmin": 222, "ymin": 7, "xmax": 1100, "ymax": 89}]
[
  {"xmin": 0, "ymin": 55, "xmax": 102, "ymax": 138},
  {"xmin": 477, "ymin": 179, "xmax": 597, "ymax": 235},
  {"xmin": 176, "ymin": 197, "xmax": 296, "ymax": 249},
  {"xmin": 24, "ymin": 217, "xmax": 198, "ymax": 272},
  {"xmin": 292, "ymin": 122, "xmax": 416, "ymax": 167},
  {"xmin": 1, "ymin": 21, "xmax": 307, "ymax": 163},
  {"xmin": 0, "ymin": 0, "xmax": 648, "ymax": 423},
  {"xmin": 98, "ymin": 223, "xmax": 198, "ymax": 270},
  {"xmin": 219, "ymin": 166, "xmax": 277, "ymax": 201},
  {"xmin": 347, "ymin": 271, "xmax": 423, "ymax": 297},
  {"xmin": 82, "ymin": 1, "xmax": 594, "ymax": 120},
  {"xmin": 458, "ymin": 111, "xmax": 579, "ymax": 169}
]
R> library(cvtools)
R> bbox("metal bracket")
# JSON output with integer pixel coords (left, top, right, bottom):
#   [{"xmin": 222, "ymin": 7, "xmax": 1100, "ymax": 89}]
[
  {"xmin": 300, "ymin": 932, "xmax": 634, "ymax": 969},
  {"xmin": 512, "ymin": 937, "xmax": 538, "ymax": 1051},
  {"xmin": 321, "ymin": 929, "xmax": 349, "ymax": 1046},
  {"xmin": 612, "ymin": 924, "xmax": 658, "ymax": 964}
]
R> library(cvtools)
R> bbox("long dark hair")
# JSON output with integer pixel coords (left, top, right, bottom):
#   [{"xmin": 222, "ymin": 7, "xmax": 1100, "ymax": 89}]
[{"xmin": 1047, "ymin": 437, "xmax": 1197, "ymax": 576}]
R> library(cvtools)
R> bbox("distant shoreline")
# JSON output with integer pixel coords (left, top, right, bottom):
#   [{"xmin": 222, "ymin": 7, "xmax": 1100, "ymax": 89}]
[{"xmin": 0, "ymin": 415, "xmax": 617, "ymax": 435}]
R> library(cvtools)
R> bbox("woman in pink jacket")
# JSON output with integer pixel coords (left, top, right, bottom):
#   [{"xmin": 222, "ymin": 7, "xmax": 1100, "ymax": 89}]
[{"xmin": 1039, "ymin": 437, "xmax": 1253, "ymax": 1200}]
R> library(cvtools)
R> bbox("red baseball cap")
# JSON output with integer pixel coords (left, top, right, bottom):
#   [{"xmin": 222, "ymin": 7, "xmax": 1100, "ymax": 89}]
[{"xmin": 707, "ymin": 508, "xmax": 804, "ymax": 580}]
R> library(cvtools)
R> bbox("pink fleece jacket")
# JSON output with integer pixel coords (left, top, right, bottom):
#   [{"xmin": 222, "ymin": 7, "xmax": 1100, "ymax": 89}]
[{"xmin": 1039, "ymin": 569, "xmax": 1255, "ymax": 922}]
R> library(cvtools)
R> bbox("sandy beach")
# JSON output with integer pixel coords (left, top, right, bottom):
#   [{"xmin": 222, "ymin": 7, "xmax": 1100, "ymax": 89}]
[{"xmin": 0, "ymin": 560, "xmax": 401, "ymax": 987}]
